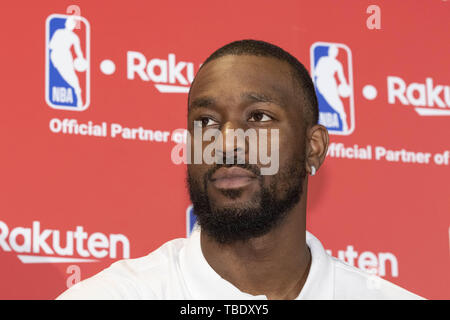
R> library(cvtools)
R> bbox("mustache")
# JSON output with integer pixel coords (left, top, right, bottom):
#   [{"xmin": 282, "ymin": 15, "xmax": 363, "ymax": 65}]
[{"xmin": 205, "ymin": 163, "xmax": 262, "ymax": 182}]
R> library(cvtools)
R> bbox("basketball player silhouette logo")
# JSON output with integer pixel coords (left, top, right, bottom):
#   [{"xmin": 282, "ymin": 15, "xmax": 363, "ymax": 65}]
[
  {"xmin": 45, "ymin": 14, "xmax": 90, "ymax": 111},
  {"xmin": 310, "ymin": 42, "xmax": 355, "ymax": 135}
]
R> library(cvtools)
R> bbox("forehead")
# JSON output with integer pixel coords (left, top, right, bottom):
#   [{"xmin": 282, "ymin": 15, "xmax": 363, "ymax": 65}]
[{"xmin": 189, "ymin": 55, "xmax": 297, "ymax": 108}]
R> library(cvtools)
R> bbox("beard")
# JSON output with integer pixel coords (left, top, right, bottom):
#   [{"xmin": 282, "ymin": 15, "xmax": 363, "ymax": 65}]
[{"xmin": 187, "ymin": 150, "xmax": 307, "ymax": 245}]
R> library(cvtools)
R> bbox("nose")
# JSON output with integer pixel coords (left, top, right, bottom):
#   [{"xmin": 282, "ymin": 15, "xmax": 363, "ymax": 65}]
[{"xmin": 216, "ymin": 121, "xmax": 246, "ymax": 165}]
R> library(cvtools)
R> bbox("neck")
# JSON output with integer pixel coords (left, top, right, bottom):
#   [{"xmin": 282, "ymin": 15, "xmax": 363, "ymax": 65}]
[{"xmin": 200, "ymin": 189, "xmax": 310, "ymax": 300}]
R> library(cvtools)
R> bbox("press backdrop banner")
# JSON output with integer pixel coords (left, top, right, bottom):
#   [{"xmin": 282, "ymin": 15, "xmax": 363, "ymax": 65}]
[{"xmin": 0, "ymin": 0, "xmax": 449, "ymax": 299}]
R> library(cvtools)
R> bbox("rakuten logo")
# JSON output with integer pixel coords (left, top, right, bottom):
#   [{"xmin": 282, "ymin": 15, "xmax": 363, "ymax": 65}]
[
  {"xmin": 387, "ymin": 76, "xmax": 450, "ymax": 116},
  {"xmin": 127, "ymin": 51, "xmax": 196, "ymax": 93},
  {"xmin": 327, "ymin": 245, "xmax": 399, "ymax": 277},
  {"xmin": 0, "ymin": 220, "xmax": 130, "ymax": 264}
]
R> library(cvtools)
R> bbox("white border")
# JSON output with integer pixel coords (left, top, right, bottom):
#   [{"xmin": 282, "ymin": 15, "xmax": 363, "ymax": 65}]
[
  {"xmin": 310, "ymin": 41, "xmax": 355, "ymax": 135},
  {"xmin": 45, "ymin": 14, "xmax": 90, "ymax": 111}
]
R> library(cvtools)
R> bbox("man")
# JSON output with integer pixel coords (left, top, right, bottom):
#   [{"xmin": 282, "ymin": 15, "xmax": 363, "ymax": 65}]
[{"xmin": 58, "ymin": 40, "xmax": 422, "ymax": 300}]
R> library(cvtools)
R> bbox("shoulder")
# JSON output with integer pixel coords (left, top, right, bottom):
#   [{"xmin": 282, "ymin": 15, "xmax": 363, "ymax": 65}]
[
  {"xmin": 331, "ymin": 256, "xmax": 425, "ymax": 300},
  {"xmin": 56, "ymin": 237, "xmax": 187, "ymax": 300}
]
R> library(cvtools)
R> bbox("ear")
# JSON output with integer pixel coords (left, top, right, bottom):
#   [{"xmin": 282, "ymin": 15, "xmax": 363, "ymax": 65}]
[{"xmin": 305, "ymin": 124, "xmax": 329, "ymax": 175}]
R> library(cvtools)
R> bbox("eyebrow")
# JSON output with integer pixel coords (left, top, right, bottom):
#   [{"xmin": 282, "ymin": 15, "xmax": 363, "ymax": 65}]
[
  {"xmin": 241, "ymin": 92, "xmax": 279, "ymax": 105},
  {"xmin": 188, "ymin": 97, "xmax": 215, "ymax": 111},
  {"xmin": 189, "ymin": 91, "xmax": 282, "ymax": 112}
]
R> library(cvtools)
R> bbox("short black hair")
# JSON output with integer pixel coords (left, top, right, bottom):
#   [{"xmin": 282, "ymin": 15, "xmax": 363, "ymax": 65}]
[{"xmin": 192, "ymin": 39, "xmax": 319, "ymax": 127}]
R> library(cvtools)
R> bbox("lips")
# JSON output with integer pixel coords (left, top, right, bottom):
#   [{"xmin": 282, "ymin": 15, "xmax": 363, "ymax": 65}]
[{"xmin": 210, "ymin": 166, "xmax": 257, "ymax": 189}]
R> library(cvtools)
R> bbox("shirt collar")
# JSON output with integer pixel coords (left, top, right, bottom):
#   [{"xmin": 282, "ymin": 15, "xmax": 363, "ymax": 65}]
[
  {"xmin": 179, "ymin": 226, "xmax": 334, "ymax": 300},
  {"xmin": 295, "ymin": 231, "xmax": 334, "ymax": 299}
]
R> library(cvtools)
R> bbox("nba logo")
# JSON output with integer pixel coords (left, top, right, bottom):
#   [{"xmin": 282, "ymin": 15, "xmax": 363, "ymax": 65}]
[
  {"xmin": 45, "ymin": 14, "xmax": 90, "ymax": 111},
  {"xmin": 310, "ymin": 42, "xmax": 354, "ymax": 135},
  {"xmin": 186, "ymin": 205, "xmax": 197, "ymax": 237}
]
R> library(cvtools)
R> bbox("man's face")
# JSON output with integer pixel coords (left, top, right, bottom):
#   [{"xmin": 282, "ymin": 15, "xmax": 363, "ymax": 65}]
[{"xmin": 187, "ymin": 55, "xmax": 308, "ymax": 244}]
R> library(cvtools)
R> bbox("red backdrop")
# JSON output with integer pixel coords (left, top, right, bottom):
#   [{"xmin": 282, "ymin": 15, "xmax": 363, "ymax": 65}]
[{"xmin": 0, "ymin": 0, "xmax": 449, "ymax": 299}]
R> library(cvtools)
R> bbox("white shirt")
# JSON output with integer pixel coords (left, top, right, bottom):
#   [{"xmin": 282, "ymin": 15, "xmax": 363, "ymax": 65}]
[{"xmin": 57, "ymin": 227, "xmax": 424, "ymax": 300}]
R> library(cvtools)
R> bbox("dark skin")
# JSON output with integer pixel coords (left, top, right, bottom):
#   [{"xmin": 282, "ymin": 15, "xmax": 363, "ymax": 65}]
[{"xmin": 187, "ymin": 55, "xmax": 329, "ymax": 299}]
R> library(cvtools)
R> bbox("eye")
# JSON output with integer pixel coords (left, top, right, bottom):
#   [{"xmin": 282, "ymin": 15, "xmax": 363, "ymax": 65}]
[
  {"xmin": 248, "ymin": 111, "xmax": 273, "ymax": 122},
  {"xmin": 194, "ymin": 117, "xmax": 219, "ymax": 128}
]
